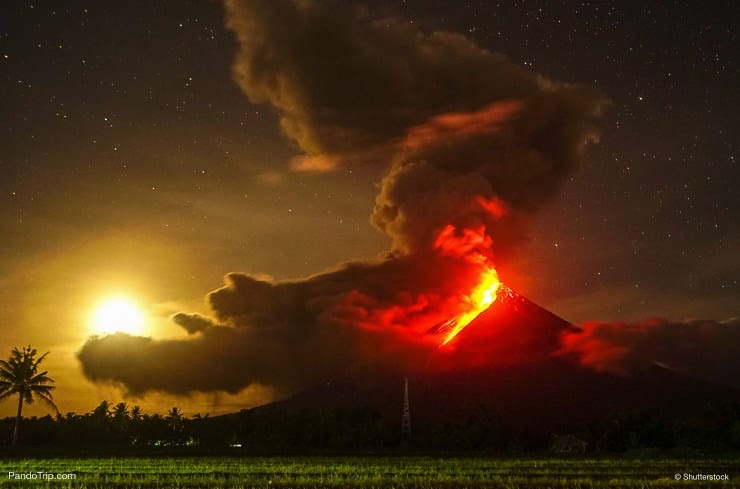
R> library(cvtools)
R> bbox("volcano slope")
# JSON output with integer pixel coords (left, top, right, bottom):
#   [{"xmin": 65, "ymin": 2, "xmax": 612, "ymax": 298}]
[{"xmin": 252, "ymin": 289, "xmax": 740, "ymax": 434}]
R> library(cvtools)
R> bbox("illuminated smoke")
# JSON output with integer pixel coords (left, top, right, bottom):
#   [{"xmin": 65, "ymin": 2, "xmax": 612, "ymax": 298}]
[{"xmin": 559, "ymin": 317, "xmax": 740, "ymax": 388}]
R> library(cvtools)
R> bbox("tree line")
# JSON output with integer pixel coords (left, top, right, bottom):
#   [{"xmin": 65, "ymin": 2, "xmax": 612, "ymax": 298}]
[
  {"xmin": 3, "ymin": 346, "xmax": 740, "ymax": 453},
  {"xmin": 3, "ymin": 399, "xmax": 740, "ymax": 454}
]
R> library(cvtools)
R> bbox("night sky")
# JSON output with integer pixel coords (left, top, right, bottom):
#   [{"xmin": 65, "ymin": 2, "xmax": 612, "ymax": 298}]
[{"xmin": 1, "ymin": 1, "xmax": 738, "ymax": 416}]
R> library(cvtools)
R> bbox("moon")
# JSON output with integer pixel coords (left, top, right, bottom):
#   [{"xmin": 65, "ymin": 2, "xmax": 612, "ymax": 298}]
[{"xmin": 89, "ymin": 296, "xmax": 146, "ymax": 336}]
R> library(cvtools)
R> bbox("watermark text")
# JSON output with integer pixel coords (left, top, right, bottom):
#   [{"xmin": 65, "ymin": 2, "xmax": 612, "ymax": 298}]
[
  {"xmin": 674, "ymin": 473, "xmax": 729, "ymax": 481},
  {"xmin": 8, "ymin": 471, "xmax": 77, "ymax": 481}
]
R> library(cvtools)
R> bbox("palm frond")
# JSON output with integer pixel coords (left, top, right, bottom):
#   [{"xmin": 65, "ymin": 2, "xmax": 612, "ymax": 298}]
[
  {"xmin": 31, "ymin": 385, "xmax": 55, "ymax": 395},
  {"xmin": 29, "ymin": 371, "xmax": 55, "ymax": 384},
  {"xmin": 31, "ymin": 351, "xmax": 48, "ymax": 370},
  {"xmin": 0, "ymin": 388, "xmax": 18, "ymax": 400},
  {"xmin": 34, "ymin": 390, "xmax": 59, "ymax": 415}
]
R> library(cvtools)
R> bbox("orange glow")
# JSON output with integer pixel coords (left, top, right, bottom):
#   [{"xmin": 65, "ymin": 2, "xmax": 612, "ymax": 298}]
[
  {"xmin": 403, "ymin": 100, "xmax": 523, "ymax": 150},
  {"xmin": 441, "ymin": 267, "xmax": 501, "ymax": 345},
  {"xmin": 433, "ymin": 224, "xmax": 492, "ymax": 264},
  {"xmin": 476, "ymin": 195, "xmax": 508, "ymax": 218}
]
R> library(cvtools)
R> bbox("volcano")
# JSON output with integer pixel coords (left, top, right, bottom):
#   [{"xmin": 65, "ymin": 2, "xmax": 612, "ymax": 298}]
[
  {"xmin": 436, "ymin": 286, "xmax": 579, "ymax": 365},
  {"xmin": 252, "ymin": 290, "xmax": 740, "ymax": 433}
]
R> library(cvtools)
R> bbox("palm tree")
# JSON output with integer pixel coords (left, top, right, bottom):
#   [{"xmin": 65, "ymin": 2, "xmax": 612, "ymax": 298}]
[
  {"xmin": 166, "ymin": 406, "xmax": 184, "ymax": 431},
  {"xmin": 92, "ymin": 400, "xmax": 111, "ymax": 419},
  {"xmin": 130, "ymin": 405, "xmax": 143, "ymax": 422},
  {"xmin": 113, "ymin": 402, "xmax": 129, "ymax": 422},
  {"xmin": 0, "ymin": 346, "xmax": 59, "ymax": 446},
  {"xmin": 112, "ymin": 402, "xmax": 130, "ymax": 431}
]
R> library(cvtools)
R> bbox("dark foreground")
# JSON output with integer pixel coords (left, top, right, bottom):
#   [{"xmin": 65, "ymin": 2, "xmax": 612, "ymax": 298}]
[{"xmin": 1, "ymin": 457, "xmax": 739, "ymax": 488}]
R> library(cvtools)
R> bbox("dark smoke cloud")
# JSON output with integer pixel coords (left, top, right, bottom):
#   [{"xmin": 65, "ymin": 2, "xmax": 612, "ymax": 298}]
[
  {"xmin": 373, "ymin": 90, "xmax": 604, "ymax": 256},
  {"xmin": 78, "ymin": 0, "xmax": 607, "ymax": 397},
  {"xmin": 79, "ymin": 256, "xmax": 481, "ymax": 395},
  {"xmin": 559, "ymin": 317, "xmax": 740, "ymax": 388},
  {"xmin": 171, "ymin": 312, "xmax": 216, "ymax": 335},
  {"xmin": 225, "ymin": 0, "xmax": 537, "ymax": 169},
  {"xmin": 225, "ymin": 0, "xmax": 606, "ymax": 255}
]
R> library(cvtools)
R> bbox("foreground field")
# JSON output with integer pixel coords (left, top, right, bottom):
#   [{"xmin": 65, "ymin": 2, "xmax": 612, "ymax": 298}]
[{"xmin": 1, "ymin": 457, "xmax": 738, "ymax": 488}]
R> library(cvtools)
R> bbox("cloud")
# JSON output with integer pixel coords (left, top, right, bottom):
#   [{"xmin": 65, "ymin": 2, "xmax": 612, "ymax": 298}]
[
  {"xmin": 558, "ymin": 317, "xmax": 740, "ymax": 388},
  {"xmin": 224, "ymin": 0, "xmax": 606, "ymax": 173},
  {"xmin": 79, "ymin": 255, "xmax": 484, "ymax": 396},
  {"xmin": 78, "ymin": 330, "xmax": 299, "ymax": 395},
  {"xmin": 372, "ymin": 89, "xmax": 605, "ymax": 257},
  {"xmin": 226, "ymin": 0, "xmax": 606, "ymax": 258},
  {"xmin": 171, "ymin": 312, "xmax": 216, "ymax": 335},
  {"xmin": 77, "ymin": 0, "xmax": 607, "ymax": 398}
]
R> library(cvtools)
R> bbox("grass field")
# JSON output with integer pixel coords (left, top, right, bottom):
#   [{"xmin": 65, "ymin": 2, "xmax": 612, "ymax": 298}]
[{"xmin": 1, "ymin": 457, "xmax": 738, "ymax": 488}]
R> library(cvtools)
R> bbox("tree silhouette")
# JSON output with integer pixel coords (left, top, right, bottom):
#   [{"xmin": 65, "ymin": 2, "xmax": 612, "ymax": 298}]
[
  {"xmin": 166, "ymin": 407, "xmax": 184, "ymax": 431},
  {"xmin": 0, "ymin": 346, "xmax": 58, "ymax": 446},
  {"xmin": 130, "ymin": 405, "xmax": 143, "ymax": 422},
  {"xmin": 112, "ymin": 402, "xmax": 130, "ymax": 443},
  {"xmin": 112, "ymin": 402, "xmax": 130, "ymax": 428},
  {"xmin": 92, "ymin": 400, "xmax": 111, "ymax": 419},
  {"xmin": 113, "ymin": 402, "xmax": 129, "ymax": 420}
]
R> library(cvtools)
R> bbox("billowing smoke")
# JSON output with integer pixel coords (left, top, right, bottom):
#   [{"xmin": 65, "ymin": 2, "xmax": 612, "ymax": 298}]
[
  {"xmin": 559, "ymin": 318, "xmax": 740, "ymax": 388},
  {"xmin": 171, "ymin": 313, "xmax": 216, "ymax": 335},
  {"xmin": 78, "ymin": 0, "xmax": 606, "ymax": 397},
  {"xmin": 373, "ymin": 92, "xmax": 603, "ymax": 256},
  {"xmin": 224, "ymin": 0, "xmax": 605, "ymax": 255},
  {"xmin": 79, "ymin": 257, "xmax": 488, "ymax": 395}
]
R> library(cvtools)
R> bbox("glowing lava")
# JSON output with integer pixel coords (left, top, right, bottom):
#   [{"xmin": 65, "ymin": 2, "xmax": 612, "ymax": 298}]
[{"xmin": 441, "ymin": 267, "xmax": 501, "ymax": 345}]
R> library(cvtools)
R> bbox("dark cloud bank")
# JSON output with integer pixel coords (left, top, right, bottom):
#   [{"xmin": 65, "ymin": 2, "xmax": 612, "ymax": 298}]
[
  {"xmin": 78, "ymin": 0, "xmax": 737, "ymax": 398},
  {"xmin": 559, "ymin": 317, "xmax": 740, "ymax": 388}
]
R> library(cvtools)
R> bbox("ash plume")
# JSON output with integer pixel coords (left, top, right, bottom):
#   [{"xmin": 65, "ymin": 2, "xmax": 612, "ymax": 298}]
[
  {"xmin": 559, "ymin": 317, "xmax": 740, "ymax": 388},
  {"xmin": 78, "ymin": 0, "xmax": 606, "ymax": 397},
  {"xmin": 225, "ymin": 0, "xmax": 605, "ymax": 255}
]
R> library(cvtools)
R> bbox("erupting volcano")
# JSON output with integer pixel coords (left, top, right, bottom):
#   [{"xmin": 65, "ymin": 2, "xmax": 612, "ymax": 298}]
[
  {"xmin": 438, "ymin": 267, "xmax": 501, "ymax": 345},
  {"xmin": 424, "ymin": 222, "xmax": 506, "ymax": 346},
  {"xmin": 77, "ymin": 0, "xmax": 613, "ymax": 401}
]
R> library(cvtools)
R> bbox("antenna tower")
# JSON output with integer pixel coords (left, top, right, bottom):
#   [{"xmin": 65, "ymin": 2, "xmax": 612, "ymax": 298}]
[{"xmin": 401, "ymin": 377, "xmax": 411, "ymax": 434}]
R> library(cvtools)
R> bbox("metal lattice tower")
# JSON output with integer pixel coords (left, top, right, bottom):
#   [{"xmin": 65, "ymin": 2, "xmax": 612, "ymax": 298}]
[{"xmin": 401, "ymin": 377, "xmax": 411, "ymax": 434}]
